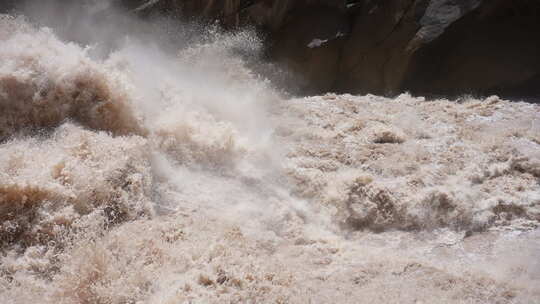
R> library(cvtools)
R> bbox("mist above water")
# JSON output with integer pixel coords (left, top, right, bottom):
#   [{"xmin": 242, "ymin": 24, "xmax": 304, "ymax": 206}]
[{"xmin": 1, "ymin": 2, "xmax": 539, "ymax": 303}]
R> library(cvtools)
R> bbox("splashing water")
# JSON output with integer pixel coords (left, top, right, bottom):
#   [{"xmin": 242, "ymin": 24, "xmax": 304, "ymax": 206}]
[{"xmin": 0, "ymin": 7, "xmax": 539, "ymax": 304}]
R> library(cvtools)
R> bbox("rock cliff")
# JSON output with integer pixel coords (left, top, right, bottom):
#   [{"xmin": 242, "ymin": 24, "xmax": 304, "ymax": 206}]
[{"xmin": 4, "ymin": 0, "xmax": 540, "ymax": 99}]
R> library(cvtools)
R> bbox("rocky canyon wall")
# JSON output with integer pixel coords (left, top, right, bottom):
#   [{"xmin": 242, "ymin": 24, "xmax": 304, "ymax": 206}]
[{"xmin": 3, "ymin": 0, "xmax": 540, "ymax": 99}]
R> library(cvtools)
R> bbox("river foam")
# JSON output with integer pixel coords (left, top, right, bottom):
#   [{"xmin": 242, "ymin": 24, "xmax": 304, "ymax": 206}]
[{"xmin": 1, "ymin": 12, "xmax": 539, "ymax": 304}]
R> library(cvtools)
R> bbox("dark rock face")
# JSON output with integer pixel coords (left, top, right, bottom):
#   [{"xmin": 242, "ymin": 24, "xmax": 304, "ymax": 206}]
[
  {"xmin": 335, "ymin": 0, "xmax": 422, "ymax": 95},
  {"xmin": 270, "ymin": 6, "xmax": 349, "ymax": 94},
  {"xmin": 125, "ymin": 0, "xmax": 540, "ymax": 99},
  {"xmin": 403, "ymin": 0, "xmax": 540, "ymax": 99},
  {"xmin": 0, "ymin": 0, "xmax": 17, "ymax": 13},
  {"xmin": 3, "ymin": 0, "xmax": 539, "ymax": 99},
  {"xmin": 335, "ymin": 0, "xmax": 540, "ymax": 99}
]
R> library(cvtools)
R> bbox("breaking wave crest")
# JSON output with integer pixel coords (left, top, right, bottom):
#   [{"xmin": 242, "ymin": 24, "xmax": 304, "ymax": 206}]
[
  {"xmin": 1, "ymin": 11, "xmax": 539, "ymax": 304},
  {"xmin": 0, "ymin": 16, "xmax": 145, "ymax": 139}
]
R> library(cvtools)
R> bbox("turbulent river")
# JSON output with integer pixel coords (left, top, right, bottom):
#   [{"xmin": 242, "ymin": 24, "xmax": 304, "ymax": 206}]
[{"xmin": 1, "ymin": 5, "xmax": 540, "ymax": 304}]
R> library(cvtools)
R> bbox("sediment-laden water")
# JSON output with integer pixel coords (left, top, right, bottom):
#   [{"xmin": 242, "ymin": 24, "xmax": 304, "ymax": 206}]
[{"xmin": 1, "ymin": 10, "xmax": 539, "ymax": 304}]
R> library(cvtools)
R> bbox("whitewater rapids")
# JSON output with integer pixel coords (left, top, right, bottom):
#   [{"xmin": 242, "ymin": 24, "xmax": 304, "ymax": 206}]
[{"xmin": 1, "ymin": 13, "xmax": 539, "ymax": 304}]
